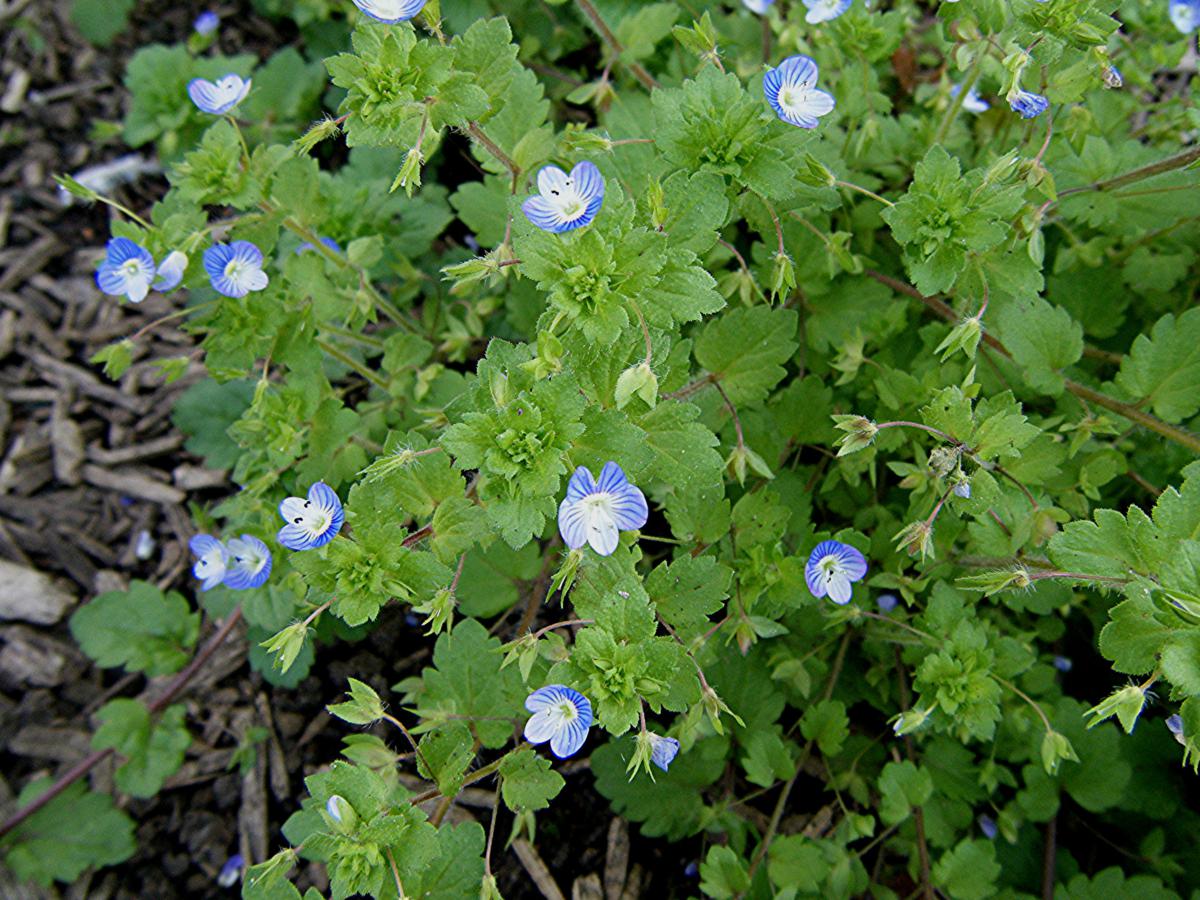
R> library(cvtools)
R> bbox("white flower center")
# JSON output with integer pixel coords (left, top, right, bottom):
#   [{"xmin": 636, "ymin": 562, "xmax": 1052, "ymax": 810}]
[
  {"xmin": 547, "ymin": 179, "xmax": 587, "ymax": 221},
  {"xmin": 779, "ymin": 84, "xmax": 813, "ymax": 115},
  {"xmin": 818, "ymin": 554, "xmax": 842, "ymax": 580},
  {"xmin": 554, "ymin": 701, "xmax": 578, "ymax": 723}
]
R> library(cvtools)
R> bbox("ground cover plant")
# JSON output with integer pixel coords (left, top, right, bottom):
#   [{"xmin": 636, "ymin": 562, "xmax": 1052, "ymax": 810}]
[{"xmin": 3, "ymin": 0, "xmax": 1200, "ymax": 896}]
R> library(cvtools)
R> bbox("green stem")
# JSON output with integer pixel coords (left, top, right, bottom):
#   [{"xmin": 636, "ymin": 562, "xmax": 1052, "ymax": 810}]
[
  {"xmin": 574, "ymin": 0, "xmax": 659, "ymax": 91},
  {"xmin": 1058, "ymin": 145, "xmax": 1200, "ymax": 198},
  {"xmin": 465, "ymin": 122, "xmax": 520, "ymax": 179},
  {"xmin": 835, "ymin": 180, "xmax": 895, "ymax": 207},
  {"xmin": 931, "ymin": 48, "xmax": 984, "ymax": 148},
  {"xmin": 316, "ymin": 339, "xmax": 389, "ymax": 391},
  {"xmin": 994, "ymin": 675, "xmax": 1053, "ymax": 733}
]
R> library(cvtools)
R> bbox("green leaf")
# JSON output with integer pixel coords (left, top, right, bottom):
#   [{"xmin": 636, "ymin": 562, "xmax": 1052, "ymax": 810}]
[
  {"xmin": 328, "ymin": 678, "xmax": 387, "ymax": 725},
  {"xmin": 416, "ymin": 721, "xmax": 475, "ymax": 797},
  {"xmin": 800, "ymin": 699, "xmax": 850, "ymax": 756},
  {"xmin": 416, "ymin": 619, "xmax": 524, "ymax": 748},
  {"xmin": 878, "ymin": 760, "xmax": 933, "ymax": 825},
  {"xmin": 70, "ymin": 0, "xmax": 135, "ymax": 45},
  {"xmin": 645, "ymin": 554, "xmax": 731, "ymax": 638},
  {"xmin": 994, "ymin": 297, "xmax": 1083, "ymax": 396},
  {"xmin": 498, "ymin": 748, "xmax": 566, "ymax": 812},
  {"xmin": 1114, "ymin": 307, "xmax": 1200, "ymax": 423},
  {"xmin": 2, "ymin": 781, "xmax": 136, "ymax": 886},
  {"xmin": 695, "ymin": 307, "xmax": 798, "ymax": 405},
  {"xmin": 932, "ymin": 839, "xmax": 1000, "ymax": 900},
  {"xmin": 92, "ymin": 700, "xmax": 191, "ymax": 798},
  {"xmin": 69, "ymin": 580, "xmax": 200, "ymax": 676},
  {"xmin": 699, "ymin": 845, "xmax": 750, "ymax": 899}
]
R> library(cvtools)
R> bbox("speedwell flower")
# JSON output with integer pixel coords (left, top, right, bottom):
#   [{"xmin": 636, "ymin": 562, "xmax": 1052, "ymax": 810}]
[
  {"xmin": 763, "ymin": 55, "xmax": 836, "ymax": 129},
  {"xmin": 222, "ymin": 535, "xmax": 273, "ymax": 590},
  {"xmin": 96, "ymin": 237, "xmax": 155, "ymax": 304},
  {"xmin": 649, "ymin": 733, "xmax": 681, "ymax": 772},
  {"xmin": 951, "ymin": 83, "xmax": 989, "ymax": 114},
  {"xmin": 277, "ymin": 481, "xmax": 345, "ymax": 551},
  {"xmin": 1170, "ymin": 0, "xmax": 1200, "ymax": 33},
  {"xmin": 296, "ymin": 237, "xmax": 342, "ymax": 255},
  {"xmin": 802, "ymin": 0, "xmax": 851, "ymax": 24},
  {"xmin": 187, "ymin": 74, "xmax": 252, "ymax": 115},
  {"xmin": 189, "ymin": 534, "xmax": 228, "ymax": 591},
  {"xmin": 742, "ymin": 0, "xmax": 775, "ymax": 10},
  {"xmin": 805, "ymin": 539, "xmax": 868, "ymax": 604},
  {"xmin": 352, "ymin": 0, "xmax": 427, "ymax": 22},
  {"xmin": 522, "ymin": 161, "xmax": 605, "ymax": 233},
  {"xmin": 557, "ymin": 461, "xmax": 648, "ymax": 556},
  {"xmin": 193, "ymin": 11, "xmax": 220, "ymax": 35},
  {"xmin": 523, "ymin": 685, "xmax": 593, "ymax": 758},
  {"xmin": 1166, "ymin": 714, "xmax": 1186, "ymax": 744},
  {"xmin": 152, "ymin": 250, "xmax": 188, "ymax": 292},
  {"xmin": 1008, "ymin": 89, "xmax": 1049, "ymax": 119},
  {"xmin": 203, "ymin": 241, "xmax": 269, "ymax": 298}
]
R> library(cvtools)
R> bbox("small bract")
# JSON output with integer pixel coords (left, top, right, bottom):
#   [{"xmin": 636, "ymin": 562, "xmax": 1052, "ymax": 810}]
[
  {"xmin": 763, "ymin": 55, "xmax": 836, "ymax": 129},
  {"xmin": 222, "ymin": 535, "xmax": 273, "ymax": 590},
  {"xmin": 152, "ymin": 250, "xmax": 188, "ymax": 293},
  {"xmin": 96, "ymin": 237, "xmax": 156, "ymax": 304},
  {"xmin": 1170, "ymin": 0, "xmax": 1200, "ymax": 33},
  {"xmin": 951, "ymin": 83, "xmax": 990, "ymax": 114},
  {"xmin": 558, "ymin": 461, "xmax": 648, "ymax": 556},
  {"xmin": 187, "ymin": 74, "xmax": 252, "ymax": 115},
  {"xmin": 805, "ymin": 539, "xmax": 868, "ymax": 604},
  {"xmin": 802, "ymin": 0, "xmax": 852, "ymax": 24},
  {"xmin": 277, "ymin": 481, "xmax": 345, "ymax": 551},
  {"xmin": 352, "ymin": 0, "xmax": 428, "ymax": 24},
  {"xmin": 522, "ymin": 161, "xmax": 605, "ymax": 233},
  {"xmin": 1008, "ymin": 89, "xmax": 1049, "ymax": 119},
  {"xmin": 523, "ymin": 685, "xmax": 593, "ymax": 758},
  {"xmin": 203, "ymin": 241, "xmax": 270, "ymax": 298},
  {"xmin": 189, "ymin": 534, "xmax": 228, "ymax": 591}
]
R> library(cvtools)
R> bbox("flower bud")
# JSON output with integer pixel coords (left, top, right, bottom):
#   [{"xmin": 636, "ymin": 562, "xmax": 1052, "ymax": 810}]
[
  {"xmin": 1085, "ymin": 684, "xmax": 1148, "ymax": 734},
  {"xmin": 1040, "ymin": 730, "xmax": 1079, "ymax": 775},
  {"xmin": 832, "ymin": 415, "xmax": 878, "ymax": 456},
  {"xmin": 391, "ymin": 145, "xmax": 424, "ymax": 197},
  {"xmin": 413, "ymin": 586, "xmax": 456, "ymax": 635},
  {"xmin": 894, "ymin": 520, "xmax": 934, "ymax": 559},
  {"xmin": 891, "ymin": 706, "xmax": 932, "ymax": 736},
  {"xmin": 324, "ymin": 794, "xmax": 358, "ymax": 831},
  {"xmin": 615, "ymin": 361, "xmax": 658, "ymax": 410}
]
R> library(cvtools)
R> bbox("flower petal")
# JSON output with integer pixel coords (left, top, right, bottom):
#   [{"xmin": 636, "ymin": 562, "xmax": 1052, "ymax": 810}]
[
  {"xmin": 569, "ymin": 161, "xmax": 605, "ymax": 204},
  {"xmin": 523, "ymin": 708, "xmax": 560, "ymax": 744},
  {"xmin": 526, "ymin": 685, "xmax": 568, "ymax": 713},
  {"xmin": 152, "ymin": 250, "xmax": 188, "ymax": 292},
  {"xmin": 565, "ymin": 466, "xmax": 598, "ymax": 502},
  {"xmin": 596, "ymin": 461, "xmax": 628, "ymax": 494},
  {"xmin": 609, "ymin": 485, "xmax": 649, "ymax": 531},
  {"xmin": 558, "ymin": 499, "xmax": 588, "ymax": 549},
  {"xmin": 549, "ymin": 717, "xmax": 589, "ymax": 758},
  {"xmin": 277, "ymin": 522, "xmax": 319, "ymax": 551},
  {"xmin": 522, "ymin": 195, "xmax": 565, "ymax": 232},
  {"xmin": 536, "ymin": 165, "xmax": 571, "ymax": 198},
  {"xmin": 585, "ymin": 508, "xmax": 620, "ymax": 556},
  {"xmin": 826, "ymin": 573, "xmax": 853, "ymax": 605}
]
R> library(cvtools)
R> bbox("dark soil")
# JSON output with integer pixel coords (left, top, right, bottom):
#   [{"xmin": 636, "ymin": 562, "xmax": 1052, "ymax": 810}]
[{"xmin": 0, "ymin": 3, "xmax": 710, "ymax": 897}]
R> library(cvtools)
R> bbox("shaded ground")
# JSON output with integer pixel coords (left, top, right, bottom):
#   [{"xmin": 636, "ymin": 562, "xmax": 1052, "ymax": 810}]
[{"xmin": 0, "ymin": 3, "xmax": 703, "ymax": 897}]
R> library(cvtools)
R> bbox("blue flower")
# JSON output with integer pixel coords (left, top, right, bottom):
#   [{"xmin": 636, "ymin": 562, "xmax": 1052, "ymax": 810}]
[
  {"xmin": 217, "ymin": 854, "xmax": 243, "ymax": 888},
  {"xmin": 803, "ymin": 0, "xmax": 852, "ymax": 24},
  {"xmin": 296, "ymin": 237, "xmax": 342, "ymax": 255},
  {"xmin": 1052, "ymin": 655, "xmax": 1072, "ymax": 673},
  {"xmin": 352, "ymin": 0, "xmax": 427, "ymax": 23},
  {"xmin": 194, "ymin": 11, "xmax": 220, "ymax": 35},
  {"xmin": 1008, "ymin": 89, "xmax": 1049, "ymax": 119},
  {"xmin": 96, "ymin": 237, "xmax": 156, "ymax": 304},
  {"xmin": 222, "ymin": 535, "xmax": 273, "ymax": 590},
  {"xmin": 558, "ymin": 461, "xmax": 648, "ymax": 556},
  {"xmin": 326, "ymin": 794, "xmax": 349, "ymax": 822},
  {"xmin": 523, "ymin": 685, "xmax": 592, "ymax": 758},
  {"xmin": 742, "ymin": 0, "xmax": 775, "ymax": 11},
  {"xmin": 1102, "ymin": 65, "xmax": 1123, "ymax": 89},
  {"xmin": 277, "ymin": 481, "xmax": 345, "ymax": 551},
  {"xmin": 189, "ymin": 534, "xmax": 228, "ymax": 591},
  {"xmin": 522, "ymin": 161, "xmax": 605, "ymax": 233},
  {"xmin": 805, "ymin": 540, "xmax": 867, "ymax": 604},
  {"xmin": 1170, "ymin": 0, "xmax": 1200, "ymax": 33},
  {"xmin": 203, "ymin": 241, "xmax": 269, "ymax": 298},
  {"xmin": 977, "ymin": 814, "xmax": 997, "ymax": 840},
  {"xmin": 876, "ymin": 593, "xmax": 898, "ymax": 613},
  {"xmin": 152, "ymin": 250, "xmax": 188, "ymax": 292},
  {"xmin": 187, "ymin": 74, "xmax": 252, "ymax": 115},
  {"xmin": 951, "ymin": 83, "xmax": 990, "ymax": 114},
  {"xmin": 763, "ymin": 55, "xmax": 836, "ymax": 129},
  {"xmin": 649, "ymin": 733, "xmax": 680, "ymax": 772}
]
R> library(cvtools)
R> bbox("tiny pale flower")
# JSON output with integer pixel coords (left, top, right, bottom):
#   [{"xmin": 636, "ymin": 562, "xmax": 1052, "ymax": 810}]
[
  {"xmin": 524, "ymin": 685, "xmax": 593, "ymax": 758},
  {"xmin": 216, "ymin": 853, "xmax": 243, "ymax": 888},
  {"xmin": 187, "ymin": 74, "xmax": 252, "ymax": 115},
  {"xmin": 222, "ymin": 534, "xmax": 273, "ymax": 590},
  {"xmin": 1170, "ymin": 0, "xmax": 1200, "ymax": 33},
  {"xmin": 742, "ymin": 0, "xmax": 775, "ymax": 11},
  {"xmin": 189, "ymin": 534, "xmax": 228, "ymax": 591},
  {"xmin": 1008, "ymin": 89, "xmax": 1049, "ymax": 119},
  {"xmin": 1166, "ymin": 714, "xmax": 1186, "ymax": 744},
  {"xmin": 805, "ymin": 539, "xmax": 868, "ymax": 604},
  {"xmin": 194, "ymin": 11, "xmax": 220, "ymax": 35},
  {"xmin": 277, "ymin": 481, "xmax": 345, "ymax": 551},
  {"xmin": 352, "ymin": 0, "xmax": 427, "ymax": 23},
  {"xmin": 876, "ymin": 593, "xmax": 898, "ymax": 613},
  {"xmin": 951, "ymin": 83, "xmax": 990, "ymax": 114},
  {"xmin": 763, "ymin": 55, "xmax": 836, "ymax": 129},
  {"xmin": 522, "ymin": 161, "xmax": 605, "ymax": 233},
  {"xmin": 978, "ymin": 814, "xmax": 997, "ymax": 840},
  {"xmin": 557, "ymin": 461, "xmax": 648, "ymax": 556},
  {"xmin": 326, "ymin": 794, "xmax": 348, "ymax": 822},
  {"xmin": 649, "ymin": 733, "xmax": 680, "ymax": 772},
  {"xmin": 96, "ymin": 237, "xmax": 155, "ymax": 304},
  {"xmin": 204, "ymin": 241, "xmax": 269, "ymax": 298},
  {"xmin": 152, "ymin": 250, "xmax": 188, "ymax": 292},
  {"xmin": 802, "ymin": 0, "xmax": 852, "ymax": 24},
  {"xmin": 1053, "ymin": 655, "xmax": 1072, "ymax": 673},
  {"xmin": 296, "ymin": 236, "xmax": 342, "ymax": 255}
]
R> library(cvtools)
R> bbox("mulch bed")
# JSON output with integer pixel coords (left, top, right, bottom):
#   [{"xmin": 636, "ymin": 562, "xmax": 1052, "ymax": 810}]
[{"xmin": 0, "ymin": 3, "xmax": 701, "ymax": 897}]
